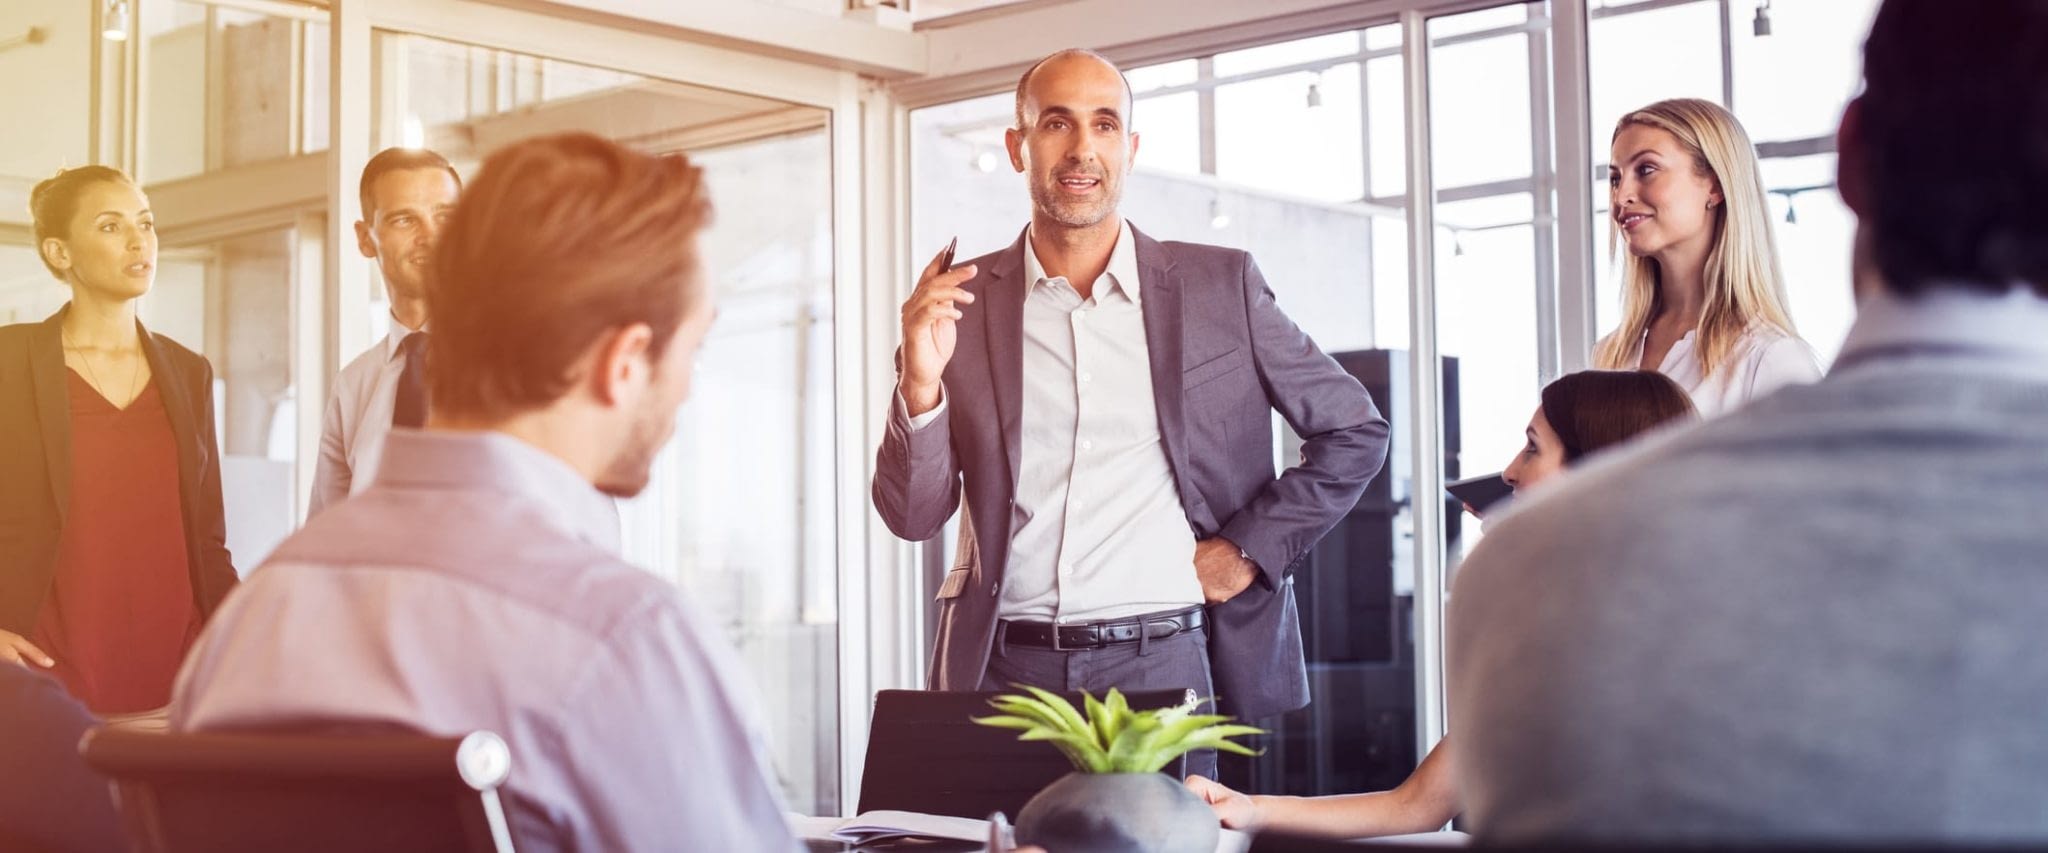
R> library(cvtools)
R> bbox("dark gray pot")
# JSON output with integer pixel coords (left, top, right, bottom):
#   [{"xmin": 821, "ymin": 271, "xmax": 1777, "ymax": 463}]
[{"xmin": 1014, "ymin": 771, "xmax": 1220, "ymax": 853}]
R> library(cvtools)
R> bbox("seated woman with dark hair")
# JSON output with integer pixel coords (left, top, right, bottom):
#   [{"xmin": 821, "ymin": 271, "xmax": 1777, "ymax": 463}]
[{"xmin": 1184, "ymin": 369, "xmax": 1697, "ymax": 840}]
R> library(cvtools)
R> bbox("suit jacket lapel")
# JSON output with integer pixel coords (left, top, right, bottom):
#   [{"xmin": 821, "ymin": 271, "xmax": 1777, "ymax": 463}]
[
  {"xmin": 30, "ymin": 311, "xmax": 72, "ymax": 525},
  {"xmin": 1133, "ymin": 227, "xmax": 1194, "ymax": 508},
  {"xmin": 983, "ymin": 229, "xmax": 1030, "ymax": 495},
  {"xmin": 138, "ymin": 322, "xmax": 204, "ymax": 521}
]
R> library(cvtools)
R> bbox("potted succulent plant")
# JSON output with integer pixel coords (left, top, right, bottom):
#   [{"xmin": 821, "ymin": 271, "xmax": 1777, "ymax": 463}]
[{"xmin": 974, "ymin": 686, "xmax": 1263, "ymax": 853}]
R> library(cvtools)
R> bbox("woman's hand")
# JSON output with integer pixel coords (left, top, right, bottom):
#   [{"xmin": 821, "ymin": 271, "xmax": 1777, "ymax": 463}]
[
  {"xmin": 0, "ymin": 629, "xmax": 55, "ymax": 668},
  {"xmin": 1184, "ymin": 774, "xmax": 1262, "ymax": 830}
]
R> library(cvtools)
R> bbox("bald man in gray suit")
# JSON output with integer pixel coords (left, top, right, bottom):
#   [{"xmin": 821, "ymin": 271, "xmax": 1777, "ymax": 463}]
[{"xmin": 872, "ymin": 49, "xmax": 1388, "ymax": 754}]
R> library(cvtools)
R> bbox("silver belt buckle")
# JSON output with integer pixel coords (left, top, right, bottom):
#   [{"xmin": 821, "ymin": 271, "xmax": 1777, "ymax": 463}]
[{"xmin": 1051, "ymin": 621, "xmax": 1078, "ymax": 652}]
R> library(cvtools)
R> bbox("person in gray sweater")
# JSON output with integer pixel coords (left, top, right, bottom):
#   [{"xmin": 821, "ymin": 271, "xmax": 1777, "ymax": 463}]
[{"xmin": 1448, "ymin": 0, "xmax": 2048, "ymax": 844}]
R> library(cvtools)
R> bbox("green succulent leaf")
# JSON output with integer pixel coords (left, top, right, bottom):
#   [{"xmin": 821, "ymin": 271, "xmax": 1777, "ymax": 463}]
[
  {"xmin": 986, "ymin": 695, "xmax": 1070, "ymax": 733},
  {"xmin": 969, "ymin": 714, "xmax": 1043, "ymax": 732},
  {"xmin": 1018, "ymin": 684, "xmax": 1094, "ymax": 737},
  {"xmin": 972, "ymin": 686, "xmax": 1266, "ymax": 774},
  {"xmin": 1084, "ymin": 691, "xmax": 1115, "ymax": 747}
]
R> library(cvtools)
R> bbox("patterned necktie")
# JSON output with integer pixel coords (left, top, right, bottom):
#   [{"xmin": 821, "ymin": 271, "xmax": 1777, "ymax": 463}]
[{"xmin": 391, "ymin": 331, "xmax": 430, "ymax": 429}]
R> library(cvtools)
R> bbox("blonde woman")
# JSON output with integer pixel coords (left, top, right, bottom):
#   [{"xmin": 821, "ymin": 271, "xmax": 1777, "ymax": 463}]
[{"xmin": 1596, "ymin": 98, "xmax": 1819, "ymax": 416}]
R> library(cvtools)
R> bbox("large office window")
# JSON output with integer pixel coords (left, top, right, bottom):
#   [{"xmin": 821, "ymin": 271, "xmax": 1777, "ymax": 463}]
[
  {"xmin": 374, "ymin": 32, "xmax": 844, "ymax": 815},
  {"xmin": 144, "ymin": 1, "xmax": 330, "ymax": 183},
  {"xmin": 1427, "ymin": 4, "xmax": 1552, "ymax": 543},
  {"xmin": 1588, "ymin": 0, "xmax": 1882, "ymax": 366},
  {"xmin": 138, "ymin": 1, "xmax": 331, "ymax": 567}
]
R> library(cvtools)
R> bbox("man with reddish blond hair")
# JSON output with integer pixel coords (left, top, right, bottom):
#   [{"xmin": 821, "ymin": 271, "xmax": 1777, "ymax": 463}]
[{"xmin": 172, "ymin": 133, "xmax": 799, "ymax": 851}]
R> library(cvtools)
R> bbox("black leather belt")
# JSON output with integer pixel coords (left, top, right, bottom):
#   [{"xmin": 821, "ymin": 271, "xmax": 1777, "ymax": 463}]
[{"xmin": 1000, "ymin": 606, "xmax": 1206, "ymax": 651}]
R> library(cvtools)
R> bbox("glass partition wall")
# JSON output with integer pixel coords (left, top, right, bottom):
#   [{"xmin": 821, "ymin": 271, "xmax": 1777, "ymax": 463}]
[{"xmin": 370, "ymin": 30, "xmax": 844, "ymax": 815}]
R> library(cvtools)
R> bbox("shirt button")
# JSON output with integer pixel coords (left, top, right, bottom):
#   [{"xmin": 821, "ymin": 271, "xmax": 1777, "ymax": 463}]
[
  {"xmin": 1060, "ymin": 564, "xmax": 1073, "ymax": 576},
  {"xmin": 1072, "ymin": 499, "xmax": 1086, "ymax": 511},
  {"xmin": 1080, "ymin": 372, "xmax": 1093, "ymax": 383},
  {"xmin": 1080, "ymin": 439, "xmax": 1094, "ymax": 451}
]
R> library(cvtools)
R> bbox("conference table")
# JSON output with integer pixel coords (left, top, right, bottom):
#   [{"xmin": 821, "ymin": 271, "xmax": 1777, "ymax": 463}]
[
  {"xmin": 789, "ymin": 815, "xmax": 1253, "ymax": 852},
  {"xmin": 789, "ymin": 814, "xmax": 1470, "ymax": 851}
]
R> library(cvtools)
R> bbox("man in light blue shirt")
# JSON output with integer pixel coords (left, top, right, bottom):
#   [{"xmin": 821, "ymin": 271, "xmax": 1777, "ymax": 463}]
[
  {"xmin": 173, "ymin": 133, "xmax": 798, "ymax": 851},
  {"xmin": 1449, "ymin": 0, "xmax": 2048, "ymax": 844}
]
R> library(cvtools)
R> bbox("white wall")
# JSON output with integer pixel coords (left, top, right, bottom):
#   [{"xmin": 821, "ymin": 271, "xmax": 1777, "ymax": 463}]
[
  {"xmin": 144, "ymin": 22, "xmax": 207, "ymax": 181},
  {"xmin": 0, "ymin": 245, "xmax": 66, "ymax": 325},
  {"xmin": 0, "ymin": 1, "xmax": 94, "ymax": 222}
]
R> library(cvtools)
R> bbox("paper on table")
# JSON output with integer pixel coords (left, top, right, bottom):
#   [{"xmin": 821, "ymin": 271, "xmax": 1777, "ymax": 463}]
[
  {"xmin": 1356, "ymin": 830, "xmax": 1472, "ymax": 846},
  {"xmin": 790, "ymin": 812, "xmax": 1251, "ymax": 853},
  {"xmin": 829, "ymin": 810, "xmax": 990, "ymax": 845}
]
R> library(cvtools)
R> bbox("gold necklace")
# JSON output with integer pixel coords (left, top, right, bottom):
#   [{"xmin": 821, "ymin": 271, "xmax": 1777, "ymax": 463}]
[{"xmin": 61, "ymin": 329, "xmax": 143, "ymax": 409}]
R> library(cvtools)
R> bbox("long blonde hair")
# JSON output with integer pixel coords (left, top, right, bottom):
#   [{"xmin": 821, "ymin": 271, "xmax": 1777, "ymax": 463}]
[{"xmin": 1592, "ymin": 99, "xmax": 1797, "ymax": 379}]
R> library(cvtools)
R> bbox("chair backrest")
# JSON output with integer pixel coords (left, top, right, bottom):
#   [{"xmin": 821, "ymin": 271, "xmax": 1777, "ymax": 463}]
[
  {"xmin": 858, "ymin": 688, "xmax": 1194, "ymax": 820},
  {"xmin": 80, "ymin": 727, "xmax": 516, "ymax": 853}
]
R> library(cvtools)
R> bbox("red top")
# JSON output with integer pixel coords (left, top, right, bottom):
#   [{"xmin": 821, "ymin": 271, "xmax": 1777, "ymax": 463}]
[{"xmin": 32, "ymin": 369, "xmax": 201, "ymax": 714}]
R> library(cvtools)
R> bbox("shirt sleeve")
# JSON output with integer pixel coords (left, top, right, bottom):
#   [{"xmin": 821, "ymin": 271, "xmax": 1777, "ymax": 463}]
[
  {"xmin": 307, "ymin": 382, "xmax": 352, "ymax": 518},
  {"xmin": 1742, "ymin": 334, "xmax": 1823, "ymax": 404},
  {"xmin": 556, "ymin": 594, "xmax": 802, "ymax": 853},
  {"xmin": 896, "ymin": 386, "xmax": 948, "ymax": 432}
]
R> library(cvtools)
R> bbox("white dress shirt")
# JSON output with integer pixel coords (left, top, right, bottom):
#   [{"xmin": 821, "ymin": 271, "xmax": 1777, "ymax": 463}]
[
  {"xmin": 907, "ymin": 220, "xmax": 1202, "ymax": 623},
  {"xmin": 308, "ymin": 314, "xmax": 420, "ymax": 517},
  {"xmin": 1609, "ymin": 323, "xmax": 1822, "ymax": 417}
]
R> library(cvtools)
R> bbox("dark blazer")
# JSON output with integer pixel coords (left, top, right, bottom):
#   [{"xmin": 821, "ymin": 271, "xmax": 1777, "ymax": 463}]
[
  {"xmin": 873, "ymin": 225, "xmax": 1390, "ymax": 720},
  {"xmin": 0, "ymin": 306, "xmax": 236, "ymax": 636}
]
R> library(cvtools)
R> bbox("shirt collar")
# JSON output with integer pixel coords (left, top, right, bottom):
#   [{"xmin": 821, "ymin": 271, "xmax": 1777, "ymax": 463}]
[
  {"xmin": 383, "ymin": 311, "xmax": 428, "ymax": 363},
  {"xmin": 372, "ymin": 429, "xmax": 622, "ymax": 553},
  {"xmin": 1834, "ymin": 284, "xmax": 2048, "ymax": 378},
  {"xmin": 1024, "ymin": 219, "xmax": 1141, "ymax": 306}
]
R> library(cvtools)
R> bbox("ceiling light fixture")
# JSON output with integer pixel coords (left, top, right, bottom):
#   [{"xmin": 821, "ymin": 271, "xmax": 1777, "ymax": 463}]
[
  {"xmin": 102, "ymin": 0, "xmax": 130, "ymax": 42},
  {"xmin": 1752, "ymin": 0, "xmax": 1773, "ymax": 37}
]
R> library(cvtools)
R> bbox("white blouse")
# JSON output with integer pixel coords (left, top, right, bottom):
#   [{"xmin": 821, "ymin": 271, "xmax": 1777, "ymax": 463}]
[{"xmin": 1609, "ymin": 325, "xmax": 1822, "ymax": 417}]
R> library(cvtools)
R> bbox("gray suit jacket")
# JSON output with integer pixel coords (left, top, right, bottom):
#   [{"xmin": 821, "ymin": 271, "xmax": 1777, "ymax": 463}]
[{"xmin": 873, "ymin": 225, "xmax": 1389, "ymax": 720}]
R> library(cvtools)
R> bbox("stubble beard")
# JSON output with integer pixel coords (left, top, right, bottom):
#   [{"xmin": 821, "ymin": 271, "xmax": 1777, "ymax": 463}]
[{"xmin": 1030, "ymin": 174, "xmax": 1123, "ymax": 230}]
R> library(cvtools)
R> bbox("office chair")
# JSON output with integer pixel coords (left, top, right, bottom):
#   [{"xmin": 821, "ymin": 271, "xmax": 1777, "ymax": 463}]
[
  {"xmin": 80, "ymin": 727, "xmax": 517, "ymax": 853},
  {"xmin": 857, "ymin": 687, "xmax": 1195, "ymax": 820}
]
